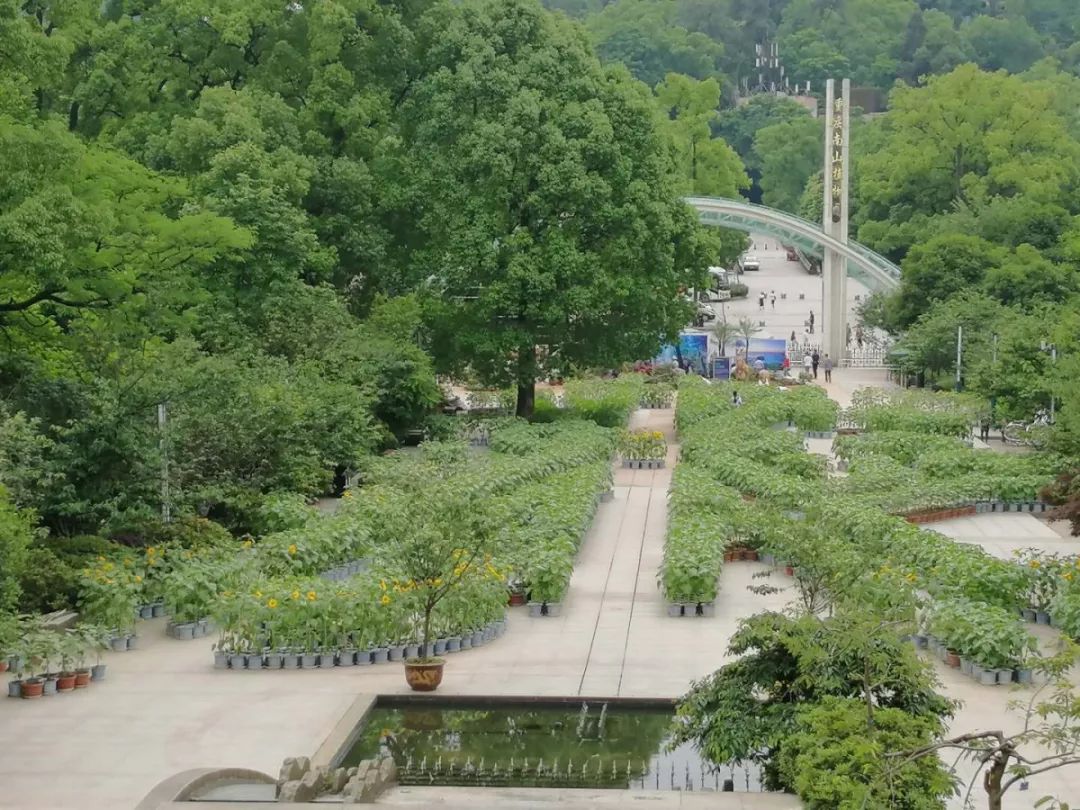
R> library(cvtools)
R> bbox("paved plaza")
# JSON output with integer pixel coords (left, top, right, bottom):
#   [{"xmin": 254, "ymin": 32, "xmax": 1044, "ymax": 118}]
[
  {"xmin": 693, "ymin": 235, "xmax": 882, "ymax": 362},
  {"xmin": 2, "ymin": 254, "xmax": 1078, "ymax": 810}
]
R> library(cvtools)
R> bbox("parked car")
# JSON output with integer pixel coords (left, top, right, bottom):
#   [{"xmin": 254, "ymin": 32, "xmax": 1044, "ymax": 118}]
[
  {"xmin": 693, "ymin": 301, "xmax": 716, "ymax": 327},
  {"xmin": 741, "ymin": 254, "xmax": 761, "ymax": 271}
]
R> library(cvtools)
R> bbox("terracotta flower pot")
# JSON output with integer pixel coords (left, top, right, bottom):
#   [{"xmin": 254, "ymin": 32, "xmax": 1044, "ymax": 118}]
[
  {"xmin": 508, "ymin": 591, "xmax": 527, "ymax": 607},
  {"xmin": 73, "ymin": 669, "xmax": 91, "ymax": 688},
  {"xmin": 746, "ymin": 550, "xmax": 759, "ymax": 562},
  {"xmin": 784, "ymin": 565, "xmax": 795, "ymax": 577},
  {"xmin": 404, "ymin": 659, "xmax": 445, "ymax": 692},
  {"xmin": 944, "ymin": 650, "xmax": 961, "ymax": 669},
  {"xmin": 21, "ymin": 678, "xmax": 44, "ymax": 699},
  {"xmin": 56, "ymin": 672, "xmax": 77, "ymax": 692},
  {"xmin": 0, "ymin": 660, "xmax": 7, "ymax": 674}
]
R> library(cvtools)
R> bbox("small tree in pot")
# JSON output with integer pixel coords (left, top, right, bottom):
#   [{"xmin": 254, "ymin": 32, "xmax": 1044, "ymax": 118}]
[{"xmin": 373, "ymin": 490, "xmax": 499, "ymax": 691}]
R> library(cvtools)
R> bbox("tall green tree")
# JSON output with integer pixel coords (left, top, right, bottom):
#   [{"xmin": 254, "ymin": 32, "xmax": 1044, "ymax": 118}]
[
  {"xmin": 398, "ymin": 0, "xmax": 714, "ymax": 416},
  {"xmin": 655, "ymin": 73, "xmax": 748, "ymax": 197},
  {"xmin": 855, "ymin": 65, "xmax": 1080, "ymax": 259},
  {"xmin": 753, "ymin": 115, "xmax": 823, "ymax": 213}
]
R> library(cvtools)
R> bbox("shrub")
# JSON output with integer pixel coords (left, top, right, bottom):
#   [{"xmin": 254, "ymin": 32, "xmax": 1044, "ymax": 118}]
[
  {"xmin": 18, "ymin": 546, "xmax": 81, "ymax": 613},
  {"xmin": 729, "ymin": 283, "xmax": 748, "ymax": 298},
  {"xmin": 779, "ymin": 697, "xmax": 953, "ymax": 810}
]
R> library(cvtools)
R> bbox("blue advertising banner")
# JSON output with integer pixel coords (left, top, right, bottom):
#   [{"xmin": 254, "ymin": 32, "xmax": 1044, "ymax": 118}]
[
  {"xmin": 712, "ymin": 357, "xmax": 732, "ymax": 380},
  {"xmin": 655, "ymin": 332, "xmax": 711, "ymax": 375},
  {"xmin": 733, "ymin": 337, "xmax": 787, "ymax": 370}
]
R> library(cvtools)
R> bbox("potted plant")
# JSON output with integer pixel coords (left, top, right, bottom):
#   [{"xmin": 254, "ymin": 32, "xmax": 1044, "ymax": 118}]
[
  {"xmin": 373, "ymin": 492, "xmax": 497, "ymax": 691},
  {"xmin": 14, "ymin": 638, "xmax": 43, "ymax": 699},
  {"xmin": 0, "ymin": 612, "xmax": 17, "ymax": 675},
  {"xmin": 56, "ymin": 631, "xmax": 81, "ymax": 692},
  {"xmin": 81, "ymin": 624, "xmax": 111, "ymax": 682}
]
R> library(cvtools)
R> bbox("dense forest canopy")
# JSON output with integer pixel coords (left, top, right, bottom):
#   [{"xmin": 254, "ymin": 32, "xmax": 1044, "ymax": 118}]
[
  {"xmin": 0, "ymin": 0, "xmax": 733, "ymax": 544},
  {"xmin": 3, "ymin": 0, "xmax": 1080, "ymax": 609}
]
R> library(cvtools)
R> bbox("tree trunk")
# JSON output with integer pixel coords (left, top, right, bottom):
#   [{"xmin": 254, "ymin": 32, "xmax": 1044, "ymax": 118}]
[
  {"xmin": 516, "ymin": 380, "xmax": 535, "ymax": 419},
  {"xmin": 983, "ymin": 754, "xmax": 1005, "ymax": 810},
  {"xmin": 515, "ymin": 344, "xmax": 537, "ymax": 419}
]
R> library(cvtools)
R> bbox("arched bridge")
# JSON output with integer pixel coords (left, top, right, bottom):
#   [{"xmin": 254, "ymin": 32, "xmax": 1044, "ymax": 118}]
[{"xmin": 684, "ymin": 196, "xmax": 901, "ymax": 292}]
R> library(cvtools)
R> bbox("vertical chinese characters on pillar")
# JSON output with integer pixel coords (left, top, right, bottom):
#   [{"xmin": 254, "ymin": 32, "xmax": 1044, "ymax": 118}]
[{"xmin": 830, "ymin": 98, "xmax": 844, "ymax": 222}]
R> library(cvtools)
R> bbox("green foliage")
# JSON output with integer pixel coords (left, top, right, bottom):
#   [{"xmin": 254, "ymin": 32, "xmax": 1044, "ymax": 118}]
[
  {"xmin": 893, "ymin": 234, "xmax": 1004, "ymax": 327},
  {"xmin": 778, "ymin": 697, "xmax": 954, "ymax": 810},
  {"xmin": 0, "ymin": 487, "xmax": 33, "ymax": 613},
  {"xmin": 856, "ymin": 66, "xmax": 1080, "ymax": 260},
  {"xmin": 17, "ymin": 546, "xmax": 82, "ymax": 614},
  {"xmin": 406, "ymin": 1, "xmax": 716, "ymax": 416},
  {"xmin": 929, "ymin": 598, "xmax": 1037, "ymax": 668},
  {"xmin": 753, "ymin": 115, "xmax": 824, "ymax": 214},
  {"xmin": 655, "ymin": 73, "xmax": 749, "ymax": 198},
  {"xmin": 564, "ymin": 376, "xmax": 646, "ymax": 427},
  {"xmin": 585, "ymin": 0, "xmax": 724, "ymax": 86},
  {"xmin": 672, "ymin": 612, "xmax": 951, "ymax": 790}
]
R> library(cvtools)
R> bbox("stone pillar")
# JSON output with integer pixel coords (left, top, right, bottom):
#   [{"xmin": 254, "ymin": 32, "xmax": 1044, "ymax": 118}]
[{"xmin": 821, "ymin": 79, "xmax": 850, "ymax": 361}]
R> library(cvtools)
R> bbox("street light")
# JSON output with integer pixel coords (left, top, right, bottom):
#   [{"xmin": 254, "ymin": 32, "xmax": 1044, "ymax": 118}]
[{"xmin": 1040, "ymin": 341, "xmax": 1057, "ymax": 423}]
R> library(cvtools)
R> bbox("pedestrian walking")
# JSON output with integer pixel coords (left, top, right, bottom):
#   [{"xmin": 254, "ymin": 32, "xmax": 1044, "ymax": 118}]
[
  {"xmin": 790, "ymin": 330, "xmax": 797, "ymax": 345},
  {"xmin": 811, "ymin": 350, "xmax": 820, "ymax": 379},
  {"xmin": 808, "ymin": 310, "xmax": 815, "ymax": 335},
  {"xmin": 802, "ymin": 352, "xmax": 813, "ymax": 376},
  {"xmin": 758, "ymin": 292, "xmax": 766, "ymax": 312},
  {"xmin": 979, "ymin": 416, "xmax": 991, "ymax": 442},
  {"xmin": 782, "ymin": 354, "xmax": 791, "ymax": 372},
  {"xmin": 855, "ymin": 325, "xmax": 864, "ymax": 349},
  {"xmin": 823, "ymin": 354, "xmax": 833, "ymax": 382},
  {"xmin": 846, "ymin": 324, "xmax": 852, "ymax": 347},
  {"xmin": 769, "ymin": 290, "xmax": 776, "ymax": 310}
]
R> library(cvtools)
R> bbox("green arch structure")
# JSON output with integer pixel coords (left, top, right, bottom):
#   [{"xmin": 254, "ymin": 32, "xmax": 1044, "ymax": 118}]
[{"xmin": 684, "ymin": 196, "xmax": 901, "ymax": 293}]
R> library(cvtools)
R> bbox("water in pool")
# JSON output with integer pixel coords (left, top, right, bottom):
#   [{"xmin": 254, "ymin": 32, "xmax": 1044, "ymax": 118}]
[{"xmin": 341, "ymin": 699, "xmax": 763, "ymax": 792}]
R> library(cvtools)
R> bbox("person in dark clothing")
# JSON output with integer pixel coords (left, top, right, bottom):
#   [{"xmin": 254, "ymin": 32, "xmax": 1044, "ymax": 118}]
[
  {"xmin": 979, "ymin": 417, "xmax": 991, "ymax": 442},
  {"xmin": 811, "ymin": 350, "xmax": 820, "ymax": 379},
  {"xmin": 808, "ymin": 310, "xmax": 815, "ymax": 334}
]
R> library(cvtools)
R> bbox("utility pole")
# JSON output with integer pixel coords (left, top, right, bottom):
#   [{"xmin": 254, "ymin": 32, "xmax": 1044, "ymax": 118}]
[
  {"xmin": 158, "ymin": 402, "xmax": 171, "ymax": 524},
  {"xmin": 955, "ymin": 326, "xmax": 963, "ymax": 392},
  {"xmin": 1041, "ymin": 341, "xmax": 1058, "ymax": 423},
  {"xmin": 1052, "ymin": 343, "xmax": 1057, "ymax": 423}
]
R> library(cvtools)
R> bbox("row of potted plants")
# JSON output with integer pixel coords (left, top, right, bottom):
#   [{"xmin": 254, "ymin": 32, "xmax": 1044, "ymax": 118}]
[
  {"xmin": 213, "ymin": 618, "xmax": 508, "ymax": 669},
  {"xmin": 508, "ymin": 460, "xmax": 613, "ymax": 613},
  {"xmin": 640, "ymin": 384, "xmax": 675, "ymax": 409},
  {"xmin": 619, "ymin": 429, "xmax": 667, "ymax": 463},
  {"xmin": 846, "ymin": 388, "xmax": 982, "ymax": 437},
  {"xmin": 918, "ymin": 599, "xmax": 1038, "ymax": 685},
  {"xmin": 5, "ymin": 620, "xmax": 112, "ymax": 699}
]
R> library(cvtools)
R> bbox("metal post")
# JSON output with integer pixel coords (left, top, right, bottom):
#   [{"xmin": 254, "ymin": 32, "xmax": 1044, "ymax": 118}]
[
  {"xmin": 992, "ymin": 333, "xmax": 998, "ymax": 365},
  {"xmin": 158, "ymin": 402, "xmax": 171, "ymax": 523},
  {"xmin": 1051, "ymin": 344, "xmax": 1057, "ymax": 423},
  {"xmin": 955, "ymin": 326, "xmax": 963, "ymax": 391}
]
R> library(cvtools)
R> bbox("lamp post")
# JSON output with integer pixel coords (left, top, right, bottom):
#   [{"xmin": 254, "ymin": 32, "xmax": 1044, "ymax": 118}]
[
  {"xmin": 1041, "ymin": 341, "xmax": 1057, "ymax": 423},
  {"xmin": 955, "ymin": 325, "xmax": 963, "ymax": 392}
]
